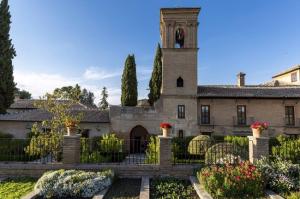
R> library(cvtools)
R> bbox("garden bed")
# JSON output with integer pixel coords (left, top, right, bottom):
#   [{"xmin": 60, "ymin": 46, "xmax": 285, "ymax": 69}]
[
  {"xmin": 150, "ymin": 177, "xmax": 199, "ymax": 199},
  {"xmin": 0, "ymin": 177, "xmax": 36, "ymax": 199},
  {"xmin": 103, "ymin": 178, "xmax": 141, "ymax": 199}
]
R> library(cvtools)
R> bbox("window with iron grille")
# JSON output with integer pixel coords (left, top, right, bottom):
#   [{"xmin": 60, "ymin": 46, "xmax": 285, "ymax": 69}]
[
  {"xmin": 237, "ymin": 105, "xmax": 247, "ymax": 125},
  {"xmin": 291, "ymin": 72, "xmax": 298, "ymax": 82},
  {"xmin": 178, "ymin": 105, "xmax": 185, "ymax": 119},
  {"xmin": 178, "ymin": 130, "xmax": 184, "ymax": 138},
  {"xmin": 285, "ymin": 106, "xmax": 295, "ymax": 126},
  {"xmin": 201, "ymin": 105, "xmax": 210, "ymax": 124}
]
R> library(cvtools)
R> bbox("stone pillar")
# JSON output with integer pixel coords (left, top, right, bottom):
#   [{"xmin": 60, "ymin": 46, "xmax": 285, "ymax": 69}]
[
  {"xmin": 63, "ymin": 135, "xmax": 80, "ymax": 164},
  {"xmin": 158, "ymin": 136, "xmax": 172, "ymax": 167},
  {"xmin": 248, "ymin": 136, "xmax": 269, "ymax": 163}
]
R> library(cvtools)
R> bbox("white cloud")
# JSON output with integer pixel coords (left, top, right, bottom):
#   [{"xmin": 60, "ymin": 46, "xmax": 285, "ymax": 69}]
[
  {"xmin": 14, "ymin": 69, "xmax": 122, "ymax": 105},
  {"xmin": 83, "ymin": 67, "xmax": 121, "ymax": 80}
]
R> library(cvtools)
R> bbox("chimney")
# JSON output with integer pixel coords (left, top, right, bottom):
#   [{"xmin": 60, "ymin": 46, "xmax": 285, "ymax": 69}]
[
  {"xmin": 14, "ymin": 93, "xmax": 21, "ymax": 101},
  {"xmin": 237, "ymin": 72, "xmax": 246, "ymax": 87}
]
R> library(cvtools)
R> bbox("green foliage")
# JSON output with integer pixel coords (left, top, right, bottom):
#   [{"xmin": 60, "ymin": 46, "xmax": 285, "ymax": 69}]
[
  {"xmin": 0, "ymin": 138, "xmax": 32, "ymax": 161},
  {"xmin": 224, "ymin": 136, "xmax": 249, "ymax": 147},
  {"xmin": 80, "ymin": 134, "xmax": 126, "ymax": 163},
  {"xmin": 80, "ymin": 88, "xmax": 96, "ymax": 108},
  {"xmin": 145, "ymin": 136, "xmax": 159, "ymax": 164},
  {"xmin": 205, "ymin": 143, "xmax": 247, "ymax": 164},
  {"xmin": 26, "ymin": 90, "xmax": 83, "ymax": 161},
  {"xmin": 0, "ymin": 177, "xmax": 36, "ymax": 199},
  {"xmin": 53, "ymin": 84, "xmax": 81, "ymax": 101},
  {"xmin": 15, "ymin": 87, "xmax": 32, "ymax": 99},
  {"xmin": 188, "ymin": 135, "xmax": 212, "ymax": 155},
  {"xmin": 255, "ymin": 156, "xmax": 300, "ymax": 195},
  {"xmin": 0, "ymin": 131, "xmax": 13, "ymax": 138},
  {"xmin": 150, "ymin": 178, "xmax": 196, "ymax": 199},
  {"xmin": 198, "ymin": 161, "xmax": 264, "ymax": 199},
  {"xmin": 286, "ymin": 192, "xmax": 300, "ymax": 199},
  {"xmin": 99, "ymin": 86, "xmax": 109, "ymax": 110},
  {"xmin": 148, "ymin": 43, "xmax": 162, "ymax": 105},
  {"xmin": 0, "ymin": 0, "xmax": 16, "ymax": 113},
  {"xmin": 121, "ymin": 54, "xmax": 138, "ymax": 106},
  {"xmin": 271, "ymin": 135, "xmax": 300, "ymax": 164},
  {"xmin": 100, "ymin": 134, "xmax": 123, "ymax": 153}
]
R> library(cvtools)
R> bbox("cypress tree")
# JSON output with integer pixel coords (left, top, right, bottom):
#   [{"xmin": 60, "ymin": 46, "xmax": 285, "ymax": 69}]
[
  {"xmin": 148, "ymin": 43, "xmax": 162, "ymax": 105},
  {"xmin": 0, "ymin": 0, "xmax": 16, "ymax": 113},
  {"xmin": 99, "ymin": 87, "xmax": 108, "ymax": 110},
  {"xmin": 121, "ymin": 54, "xmax": 138, "ymax": 106}
]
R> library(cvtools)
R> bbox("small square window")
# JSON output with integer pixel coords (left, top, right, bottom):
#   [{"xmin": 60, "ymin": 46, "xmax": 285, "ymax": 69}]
[{"xmin": 178, "ymin": 130, "xmax": 184, "ymax": 138}]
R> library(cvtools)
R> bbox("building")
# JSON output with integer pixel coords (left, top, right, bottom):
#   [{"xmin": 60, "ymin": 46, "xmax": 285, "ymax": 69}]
[{"xmin": 0, "ymin": 8, "xmax": 299, "ymax": 148}]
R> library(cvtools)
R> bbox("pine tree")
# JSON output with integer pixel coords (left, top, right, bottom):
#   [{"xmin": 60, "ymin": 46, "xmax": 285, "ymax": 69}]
[
  {"xmin": 99, "ymin": 87, "xmax": 108, "ymax": 110},
  {"xmin": 0, "ymin": 0, "xmax": 16, "ymax": 113},
  {"xmin": 148, "ymin": 43, "xmax": 162, "ymax": 105},
  {"xmin": 121, "ymin": 54, "xmax": 138, "ymax": 106}
]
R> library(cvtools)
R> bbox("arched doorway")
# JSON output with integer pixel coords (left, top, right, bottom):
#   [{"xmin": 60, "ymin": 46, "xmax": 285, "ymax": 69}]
[{"xmin": 130, "ymin": 125, "xmax": 149, "ymax": 153}]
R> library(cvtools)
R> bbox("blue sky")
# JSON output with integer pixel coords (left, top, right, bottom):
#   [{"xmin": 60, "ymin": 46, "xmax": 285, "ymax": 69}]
[{"xmin": 10, "ymin": 0, "xmax": 300, "ymax": 105}]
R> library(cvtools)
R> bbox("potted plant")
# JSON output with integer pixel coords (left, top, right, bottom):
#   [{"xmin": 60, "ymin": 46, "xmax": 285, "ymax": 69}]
[
  {"xmin": 160, "ymin": 122, "xmax": 172, "ymax": 137},
  {"xmin": 251, "ymin": 122, "xmax": 268, "ymax": 138},
  {"xmin": 65, "ymin": 118, "xmax": 79, "ymax": 136}
]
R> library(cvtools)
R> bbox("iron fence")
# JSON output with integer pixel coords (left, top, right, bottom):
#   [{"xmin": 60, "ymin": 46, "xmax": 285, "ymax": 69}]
[
  {"xmin": 172, "ymin": 138, "xmax": 249, "ymax": 165},
  {"xmin": 0, "ymin": 138, "xmax": 62, "ymax": 163},
  {"xmin": 80, "ymin": 138, "xmax": 158, "ymax": 165}
]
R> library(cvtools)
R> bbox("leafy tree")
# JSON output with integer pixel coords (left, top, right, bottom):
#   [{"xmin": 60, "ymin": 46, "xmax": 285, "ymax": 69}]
[
  {"xmin": 148, "ymin": 43, "xmax": 162, "ymax": 105},
  {"xmin": 0, "ymin": 0, "xmax": 16, "ymax": 113},
  {"xmin": 99, "ymin": 87, "xmax": 108, "ymax": 110},
  {"xmin": 15, "ymin": 88, "xmax": 32, "ymax": 99},
  {"xmin": 53, "ymin": 84, "xmax": 81, "ymax": 101},
  {"xmin": 121, "ymin": 54, "xmax": 138, "ymax": 106},
  {"xmin": 25, "ymin": 90, "xmax": 83, "ymax": 161},
  {"xmin": 80, "ymin": 88, "xmax": 96, "ymax": 108}
]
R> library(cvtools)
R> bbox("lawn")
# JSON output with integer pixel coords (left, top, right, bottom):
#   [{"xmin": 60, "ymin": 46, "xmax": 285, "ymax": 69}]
[{"xmin": 0, "ymin": 177, "xmax": 36, "ymax": 199}]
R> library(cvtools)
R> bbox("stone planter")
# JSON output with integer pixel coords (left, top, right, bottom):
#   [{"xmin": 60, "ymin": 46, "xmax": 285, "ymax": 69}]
[
  {"xmin": 66, "ymin": 126, "xmax": 77, "ymax": 136},
  {"xmin": 162, "ymin": 128, "xmax": 171, "ymax": 137}
]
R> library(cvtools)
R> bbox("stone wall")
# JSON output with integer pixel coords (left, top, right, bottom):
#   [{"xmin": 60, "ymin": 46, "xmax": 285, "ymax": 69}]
[{"xmin": 198, "ymin": 98, "xmax": 300, "ymax": 137}]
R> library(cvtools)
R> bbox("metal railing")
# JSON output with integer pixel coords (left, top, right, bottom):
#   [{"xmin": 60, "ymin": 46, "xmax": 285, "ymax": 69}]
[
  {"xmin": 172, "ymin": 138, "xmax": 249, "ymax": 165},
  {"xmin": 80, "ymin": 138, "xmax": 158, "ymax": 165},
  {"xmin": 0, "ymin": 138, "xmax": 62, "ymax": 163}
]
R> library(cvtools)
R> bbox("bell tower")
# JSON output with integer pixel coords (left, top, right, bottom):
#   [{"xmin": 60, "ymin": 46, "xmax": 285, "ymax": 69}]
[
  {"xmin": 159, "ymin": 8, "xmax": 200, "ymax": 136},
  {"xmin": 160, "ymin": 8, "xmax": 200, "ymax": 96}
]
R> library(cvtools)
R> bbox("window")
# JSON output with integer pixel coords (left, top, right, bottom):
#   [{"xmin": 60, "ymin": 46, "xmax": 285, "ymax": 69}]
[
  {"xmin": 285, "ymin": 106, "xmax": 295, "ymax": 126},
  {"xmin": 178, "ymin": 105, "xmax": 185, "ymax": 119},
  {"xmin": 178, "ymin": 130, "xmax": 184, "ymax": 138},
  {"xmin": 175, "ymin": 28, "xmax": 184, "ymax": 48},
  {"xmin": 291, "ymin": 72, "xmax": 298, "ymax": 82},
  {"xmin": 80, "ymin": 129, "xmax": 90, "ymax": 138},
  {"xmin": 237, "ymin": 105, "xmax": 247, "ymax": 125},
  {"xmin": 177, "ymin": 77, "xmax": 184, "ymax": 87},
  {"xmin": 201, "ymin": 105, "xmax": 210, "ymax": 124}
]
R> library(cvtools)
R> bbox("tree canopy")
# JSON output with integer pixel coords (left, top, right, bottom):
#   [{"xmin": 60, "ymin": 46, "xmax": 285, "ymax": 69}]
[
  {"xmin": 0, "ymin": 0, "xmax": 16, "ymax": 113},
  {"xmin": 121, "ymin": 54, "xmax": 138, "ymax": 106},
  {"xmin": 148, "ymin": 43, "xmax": 162, "ymax": 105}
]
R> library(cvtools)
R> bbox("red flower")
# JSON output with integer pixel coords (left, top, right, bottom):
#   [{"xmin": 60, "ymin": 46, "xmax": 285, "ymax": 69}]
[
  {"xmin": 235, "ymin": 176, "xmax": 241, "ymax": 181},
  {"xmin": 251, "ymin": 121, "xmax": 269, "ymax": 130},
  {"xmin": 160, "ymin": 122, "xmax": 172, "ymax": 129}
]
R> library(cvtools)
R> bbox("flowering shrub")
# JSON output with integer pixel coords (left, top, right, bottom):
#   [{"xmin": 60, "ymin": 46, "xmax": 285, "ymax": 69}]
[
  {"xmin": 255, "ymin": 156, "xmax": 300, "ymax": 194},
  {"xmin": 251, "ymin": 121, "xmax": 268, "ymax": 130},
  {"xmin": 160, "ymin": 122, "xmax": 172, "ymax": 129},
  {"xmin": 198, "ymin": 161, "xmax": 264, "ymax": 198},
  {"xmin": 35, "ymin": 169, "xmax": 114, "ymax": 198}
]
